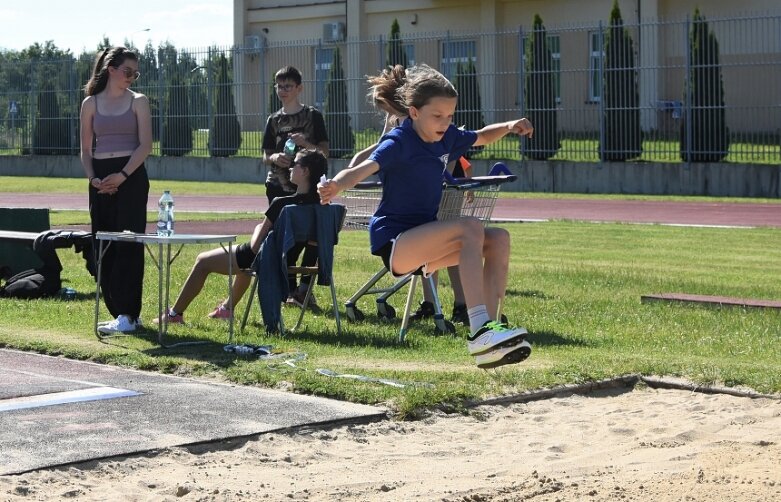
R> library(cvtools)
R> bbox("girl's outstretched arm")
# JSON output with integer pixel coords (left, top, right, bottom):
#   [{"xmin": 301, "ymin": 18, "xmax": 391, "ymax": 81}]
[
  {"xmin": 473, "ymin": 118, "xmax": 534, "ymax": 146},
  {"xmin": 318, "ymin": 159, "xmax": 379, "ymax": 204}
]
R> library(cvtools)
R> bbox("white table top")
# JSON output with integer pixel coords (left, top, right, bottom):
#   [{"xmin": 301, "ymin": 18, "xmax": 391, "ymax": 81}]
[{"xmin": 95, "ymin": 232, "xmax": 236, "ymax": 245}]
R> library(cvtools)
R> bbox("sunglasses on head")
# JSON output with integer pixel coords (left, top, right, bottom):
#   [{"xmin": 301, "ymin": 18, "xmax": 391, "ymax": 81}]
[{"xmin": 115, "ymin": 65, "xmax": 140, "ymax": 80}]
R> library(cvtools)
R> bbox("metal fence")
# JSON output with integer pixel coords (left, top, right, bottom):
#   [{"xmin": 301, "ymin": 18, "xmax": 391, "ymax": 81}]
[{"xmin": 1, "ymin": 12, "xmax": 779, "ymax": 164}]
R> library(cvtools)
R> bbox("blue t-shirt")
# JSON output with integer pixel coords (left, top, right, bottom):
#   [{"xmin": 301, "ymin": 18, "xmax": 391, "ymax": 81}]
[{"xmin": 367, "ymin": 118, "xmax": 477, "ymax": 253}]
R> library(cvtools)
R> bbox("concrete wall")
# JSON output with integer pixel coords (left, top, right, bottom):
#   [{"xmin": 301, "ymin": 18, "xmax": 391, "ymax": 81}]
[
  {"xmin": 0, "ymin": 156, "xmax": 265, "ymax": 184},
  {"xmin": 1, "ymin": 156, "xmax": 778, "ymax": 198}
]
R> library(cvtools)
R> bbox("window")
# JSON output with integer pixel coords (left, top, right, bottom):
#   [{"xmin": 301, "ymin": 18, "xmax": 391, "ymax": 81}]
[
  {"xmin": 441, "ymin": 40, "xmax": 476, "ymax": 79},
  {"xmin": 589, "ymin": 31, "xmax": 604, "ymax": 102},
  {"xmin": 522, "ymin": 34, "xmax": 561, "ymax": 103},
  {"xmin": 404, "ymin": 44, "xmax": 416, "ymax": 66},
  {"xmin": 314, "ymin": 47, "xmax": 334, "ymax": 109}
]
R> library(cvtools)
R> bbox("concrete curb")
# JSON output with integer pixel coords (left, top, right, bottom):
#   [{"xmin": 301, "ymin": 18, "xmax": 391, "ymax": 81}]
[{"xmin": 468, "ymin": 374, "xmax": 780, "ymax": 409}]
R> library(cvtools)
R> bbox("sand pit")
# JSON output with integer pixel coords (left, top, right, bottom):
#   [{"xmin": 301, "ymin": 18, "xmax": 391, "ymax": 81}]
[{"xmin": 1, "ymin": 385, "xmax": 779, "ymax": 501}]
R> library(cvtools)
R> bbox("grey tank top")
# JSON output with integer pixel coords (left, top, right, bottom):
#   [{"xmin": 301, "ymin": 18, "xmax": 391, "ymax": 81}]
[{"xmin": 93, "ymin": 101, "xmax": 139, "ymax": 154}]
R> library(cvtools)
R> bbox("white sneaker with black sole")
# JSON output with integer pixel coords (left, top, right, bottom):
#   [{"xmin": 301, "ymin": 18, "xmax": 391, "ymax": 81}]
[
  {"xmin": 467, "ymin": 320, "xmax": 528, "ymax": 356},
  {"xmin": 474, "ymin": 338, "xmax": 532, "ymax": 369},
  {"xmin": 98, "ymin": 315, "xmax": 140, "ymax": 334}
]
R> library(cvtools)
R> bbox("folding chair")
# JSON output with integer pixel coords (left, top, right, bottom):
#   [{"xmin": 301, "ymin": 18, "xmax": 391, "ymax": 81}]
[{"xmin": 241, "ymin": 203, "xmax": 346, "ymax": 335}]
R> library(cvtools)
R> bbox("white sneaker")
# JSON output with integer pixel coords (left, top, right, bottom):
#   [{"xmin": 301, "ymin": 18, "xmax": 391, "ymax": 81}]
[
  {"xmin": 467, "ymin": 320, "xmax": 528, "ymax": 356},
  {"xmin": 98, "ymin": 315, "xmax": 139, "ymax": 334},
  {"xmin": 474, "ymin": 339, "xmax": 532, "ymax": 369}
]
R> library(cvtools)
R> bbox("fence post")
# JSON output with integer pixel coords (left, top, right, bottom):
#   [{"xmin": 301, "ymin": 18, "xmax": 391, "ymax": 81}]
[
  {"xmin": 683, "ymin": 14, "xmax": 692, "ymax": 170},
  {"xmin": 517, "ymin": 25, "xmax": 526, "ymax": 156},
  {"xmin": 157, "ymin": 48, "xmax": 165, "ymax": 153},
  {"xmin": 69, "ymin": 58, "xmax": 77, "ymax": 154},
  {"xmin": 28, "ymin": 58, "xmax": 37, "ymax": 153},
  {"xmin": 207, "ymin": 46, "xmax": 213, "ymax": 150},
  {"xmin": 259, "ymin": 40, "xmax": 266, "ymax": 130},
  {"xmin": 598, "ymin": 21, "xmax": 605, "ymax": 165}
]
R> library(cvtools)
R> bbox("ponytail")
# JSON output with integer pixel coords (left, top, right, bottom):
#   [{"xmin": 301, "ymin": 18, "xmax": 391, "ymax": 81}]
[
  {"xmin": 367, "ymin": 65, "xmax": 408, "ymax": 117},
  {"xmin": 84, "ymin": 47, "xmax": 138, "ymax": 96}
]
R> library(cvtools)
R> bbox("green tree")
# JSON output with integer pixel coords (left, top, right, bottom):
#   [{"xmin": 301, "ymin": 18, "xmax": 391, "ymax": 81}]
[
  {"xmin": 324, "ymin": 46, "xmax": 354, "ymax": 158},
  {"xmin": 600, "ymin": 0, "xmax": 641, "ymax": 161},
  {"xmin": 209, "ymin": 53, "xmax": 242, "ymax": 157},
  {"xmin": 140, "ymin": 42, "xmax": 161, "ymax": 141},
  {"xmin": 268, "ymin": 81, "xmax": 282, "ymax": 114},
  {"xmin": 680, "ymin": 8, "xmax": 728, "ymax": 162},
  {"xmin": 454, "ymin": 60, "xmax": 485, "ymax": 157},
  {"xmin": 32, "ymin": 81, "xmax": 69, "ymax": 155},
  {"xmin": 386, "ymin": 19, "xmax": 408, "ymax": 68},
  {"xmin": 523, "ymin": 14, "xmax": 559, "ymax": 160},
  {"xmin": 161, "ymin": 71, "xmax": 193, "ymax": 156}
]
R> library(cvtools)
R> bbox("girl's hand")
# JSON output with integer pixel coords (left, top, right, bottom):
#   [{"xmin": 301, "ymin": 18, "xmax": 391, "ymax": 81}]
[
  {"xmin": 97, "ymin": 172, "xmax": 123, "ymax": 194},
  {"xmin": 509, "ymin": 118, "xmax": 534, "ymax": 138},
  {"xmin": 318, "ymin": 178, "xmax": 338, "ymax": 205}
]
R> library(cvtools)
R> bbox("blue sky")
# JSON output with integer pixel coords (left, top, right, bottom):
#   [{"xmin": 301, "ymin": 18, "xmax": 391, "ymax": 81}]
[{"xmin": 0, "ymin": 0, "xmax": 233, "ymax": 54}]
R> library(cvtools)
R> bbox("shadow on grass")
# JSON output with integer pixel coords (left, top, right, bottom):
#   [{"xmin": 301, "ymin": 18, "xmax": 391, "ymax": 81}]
[{"xmin": 527, "ymin": 329, "xmax": 591, "ymax": 348}]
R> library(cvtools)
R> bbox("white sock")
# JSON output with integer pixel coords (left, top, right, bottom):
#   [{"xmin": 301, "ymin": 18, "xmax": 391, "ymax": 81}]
[
  {"xmin": 169, "ymin": 308, "xmax": 179, "ymax": 316},
  {"xmin": 468, "ymin": 305, "xmax": 490, "ymax": 334}
]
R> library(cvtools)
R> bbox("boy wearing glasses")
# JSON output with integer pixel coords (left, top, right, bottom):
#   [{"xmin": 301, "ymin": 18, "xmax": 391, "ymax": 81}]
[
  {"xmin": 256, "ymin": 66, "xmax": 329, "ymax": 310},
  {"xmin": 262, "ymin": 66, "xmax": 329, "ymax": 204}
]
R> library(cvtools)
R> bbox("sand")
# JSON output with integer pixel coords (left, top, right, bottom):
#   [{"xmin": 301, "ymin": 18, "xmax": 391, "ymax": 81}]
[{"xmin": 1, "ymin": 386, "xmax": 779, "ymax": 501}]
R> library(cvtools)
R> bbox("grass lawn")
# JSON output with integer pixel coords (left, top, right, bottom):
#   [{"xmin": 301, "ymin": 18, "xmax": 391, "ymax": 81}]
[{"xmin": 1, "ymin": 220, "xmax": 779, "ymax": 418}]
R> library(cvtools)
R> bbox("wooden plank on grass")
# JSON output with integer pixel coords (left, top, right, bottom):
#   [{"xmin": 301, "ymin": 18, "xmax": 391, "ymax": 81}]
[{"xmin": 641, "ymin": 293, "xmax": 781, "ymax": 310}]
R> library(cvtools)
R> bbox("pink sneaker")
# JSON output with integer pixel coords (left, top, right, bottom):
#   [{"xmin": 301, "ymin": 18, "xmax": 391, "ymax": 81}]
[
  {"xmin": 207, "ymin": 304, "xmax": 232, "ymax": 320},
  {"xmin": 152, "ymin": 311, "xmax": 184, "ymax": 325}
]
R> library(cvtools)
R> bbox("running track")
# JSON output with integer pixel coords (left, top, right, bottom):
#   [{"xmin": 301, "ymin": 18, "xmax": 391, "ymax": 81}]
[{"xmin": 1, "ymin": 192, "xmax": 779, "ymax": 234}]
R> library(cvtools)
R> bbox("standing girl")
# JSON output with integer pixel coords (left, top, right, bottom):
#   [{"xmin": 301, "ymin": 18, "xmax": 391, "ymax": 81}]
[
  {"xmin": 80, "ymin": 47, "xmax": 152, "ymax": 334},
  {"xmin": 319, "ymin": 64, "xmax": 533, "ymax": 368}
]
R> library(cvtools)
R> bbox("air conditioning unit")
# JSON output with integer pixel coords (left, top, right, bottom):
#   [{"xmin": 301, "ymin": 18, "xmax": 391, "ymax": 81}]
[
  {"xmin": 322, "ymin": 22, "xmax": 345, "ymax": 43},
  {"xmin": 244, "ymin": 34, "xmax": 266, "ymax": 53}
]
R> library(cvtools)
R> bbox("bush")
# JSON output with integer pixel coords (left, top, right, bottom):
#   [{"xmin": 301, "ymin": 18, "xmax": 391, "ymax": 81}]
[
  {"xmin": 161, "ymin": 72, "xmax": 192, "ymax": 156},
  {"xmin": 323, "ymin": 47, "xmax": 354, "ymax": 158},
  {"xmin": 680, "ymin": 8, "xmax": 729, "ymax": 162},
  {"xmin": 386, "ymin": 19, "xmax": 408, "ymax": 68},
  {"xmin": 209, "ymin": 53, "xmax": 242, "ymax": 157},
  {"xmin": 523, "ymin": 14, "xmax": 560, "ymax": 160},
  {"xmin": 454, "ymin": 60, "xmax": 485, "ymax": 158},
  {"xmin": 600, "ymin": 1, "xmax": 641, "ymax": 161},
  {"xmin": 32, "ymin": 83, "xmax": 70, "ymax": 155}
]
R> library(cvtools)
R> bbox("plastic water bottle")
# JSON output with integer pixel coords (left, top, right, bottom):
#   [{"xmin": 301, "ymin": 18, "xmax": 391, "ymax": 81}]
[
  {"xmin": 283, "ymin": 137, "xmax": 297, "ymax": 157},
  {"xmin": 157, "ymin": 190, "xmax": 175, "ymax": 236}
]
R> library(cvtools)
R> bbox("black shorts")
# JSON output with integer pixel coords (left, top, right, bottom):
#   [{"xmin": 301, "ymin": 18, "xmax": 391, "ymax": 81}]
[
  {"xmin": 235, "ymin": 242, "xmax": 257, "ymax": 269},
  {"xmin": 374, "ymin": 240, "xmax": 425, "ymax": 277}
]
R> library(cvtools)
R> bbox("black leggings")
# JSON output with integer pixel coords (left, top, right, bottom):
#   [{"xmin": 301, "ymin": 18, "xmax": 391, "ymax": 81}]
[{"xmin": 90, "ymin": 157, "xmax": 149, "ymax": 320}]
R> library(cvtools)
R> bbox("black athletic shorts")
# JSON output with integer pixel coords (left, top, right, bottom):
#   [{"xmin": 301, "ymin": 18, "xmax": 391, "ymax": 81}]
[
  {"xmin": 235, "ymin": 242, "xmax": 257, "ymax": 269},
  {"xmin": 374, "ymin": 240, "xmax": 424, "ymax": 277}
]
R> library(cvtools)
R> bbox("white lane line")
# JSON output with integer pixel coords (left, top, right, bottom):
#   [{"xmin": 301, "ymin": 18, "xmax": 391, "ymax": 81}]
[{"xmin": 0, "ymin": 387, "xmax": 140, "ymax": 412}]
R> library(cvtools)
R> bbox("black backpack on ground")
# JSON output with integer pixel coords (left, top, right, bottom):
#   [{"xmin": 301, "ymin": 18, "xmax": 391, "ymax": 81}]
[
  {"xmin": 0, "ymin": 230, "xmax": 94, "ymax": 299},
  {"xmin": 0, "ymin": 267, "xmax": 61, "ymax": 299}
]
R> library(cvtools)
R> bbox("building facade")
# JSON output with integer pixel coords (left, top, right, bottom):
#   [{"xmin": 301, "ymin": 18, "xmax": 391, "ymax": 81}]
[{"xmin": 232, "ymin": 0, "xmax": 780, "ymax": 140}]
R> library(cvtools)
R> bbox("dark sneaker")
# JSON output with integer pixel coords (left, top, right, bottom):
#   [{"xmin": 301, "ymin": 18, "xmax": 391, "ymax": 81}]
[
  {"xmin": 451, "ymin": 303, "xmax": 468, "ymax": 326},
  {"xmin": 286, "ymin": 286, "xmax": 321, "ymax": 312},
  {"xmin": 474, "ymin": 338, "xmax": 532, "ymax": 369},
  {"xmin": 467, "ymin": 320, "xmax": 528, "ymax": 356},
  {"xmin": 409, "ymin": 300, "xmax": 435, "ymax": 321}
]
